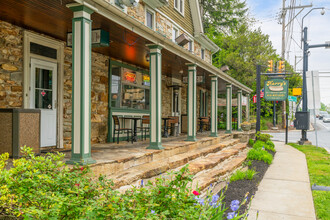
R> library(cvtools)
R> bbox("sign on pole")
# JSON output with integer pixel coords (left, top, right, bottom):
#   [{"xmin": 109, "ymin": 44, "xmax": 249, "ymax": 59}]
[
  {"xmin": 264, "ymin": 79, "xmax": 289, "ymax": 101},
  {"xmin": 292, "ymin": 88, "xmax": 302, "ymax": 96},
  {"xmin": 288, "ymin": 95, "xmax": 297, "ymax": 102}
]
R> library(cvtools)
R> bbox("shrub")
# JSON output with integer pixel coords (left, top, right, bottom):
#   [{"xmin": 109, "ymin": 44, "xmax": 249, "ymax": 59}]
[
  {"xmin": 247, "ymin": 148, "xmax": 273, "ymax": 164},
  {"xmin": 255, "ymin": 132, "xmax": 273, "ymax": 142},
  {"xmin": 230, "ymin": 169, "xmax": 257, "ymax": 182},
  {"xmin": 248, "ymin": 139, "xmax": 254, "ymax": 147},
  {"xmin": 253, "ymin": 140, "xmax": 276, "ymax": 152},
  {"xmin": 266, "ymin": 140, "xmax": 275, "ymax": 148},
  {"xmin": 0, "ymin": 147, "xmax": 247, "ymax": 220}
]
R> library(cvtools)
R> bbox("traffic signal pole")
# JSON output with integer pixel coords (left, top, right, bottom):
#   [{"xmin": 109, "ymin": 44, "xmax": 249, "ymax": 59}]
[{"xmin": 256, "ymin": 65, "xmax": 261, "ymax": 134}]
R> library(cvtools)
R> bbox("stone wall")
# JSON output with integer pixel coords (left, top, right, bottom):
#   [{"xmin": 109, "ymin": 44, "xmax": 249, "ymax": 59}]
[
  {"xmin": 63, "ymin": 47, "xmax": 109, "ymax": 148},
  {"xmin": 0, "ymin": 20, "xmax": 23, "ymax": 108}
]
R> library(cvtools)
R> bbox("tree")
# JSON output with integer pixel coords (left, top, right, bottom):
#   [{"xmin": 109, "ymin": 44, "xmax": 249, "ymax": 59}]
[{"xmin": 201, "ymin": 0, "xmax": 249, "ymax": 32}]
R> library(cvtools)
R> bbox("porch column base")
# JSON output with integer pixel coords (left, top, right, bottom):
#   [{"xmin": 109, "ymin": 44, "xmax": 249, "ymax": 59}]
[
  {"xmin": 147, "ymin": 143, "xmax": 164, "ymax": 150},
  {"xmin": 186, "ymin": 136, "xmax": 197, "ymax": 142},
  {"xmin": 225, "ymin": 130, "xmax": 232, "ymax": 134},
  {"xmin": 66, "ymin": 157, "xmax": 96, "ymax": 166},
  {"xmin": 209, "ymin": 133, "xmax": 218, "ymax": 137}
]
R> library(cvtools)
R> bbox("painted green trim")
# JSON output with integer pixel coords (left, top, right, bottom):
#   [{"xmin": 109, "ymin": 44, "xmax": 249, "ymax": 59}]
[
  {"xmin": 199, "ymin": 90, "xmax": 203, "ymax": 117},
  {"xmin": 186, "ymin": 66, "xmax": 197, "ymax": 142},
  {"xmin": 69, "ymin": 5, "xmax": 94, "ymax": 14},
  {"xmin": 147, "ymin": 44, "xmax": 163, "ymax": 50},
  {"xmin": 147, "ymin": 46, "xmax": 163, "ymax": 149},
  {"xmin": 186, "ymin": 136, "xmax": 197, "ymax": 142},
  {"xmin": 225, "ymin": 84, "xmax": 232, "ymax": 133},
  {"xmin": 210, "ymin": 78, "xmax": 218, "ymax": 137},
  {"xmin": 111, "ymin": 108, "xmax": 150, "ymax": 114},
  {"xmin": 205, "ymin": 91, "xmax": 208, "ymax": 117},
  {"xmin": 109, "ymin": 59, "xmax": 149, "ymax": 75},
  {"xmin": 147, "ymin": 142, "xmax": 164, "ymax": 150}
]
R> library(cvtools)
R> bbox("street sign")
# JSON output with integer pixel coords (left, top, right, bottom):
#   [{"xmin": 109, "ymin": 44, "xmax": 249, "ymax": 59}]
[
  {"xmin": 288, "ymin": 95, "xmax": 297, "ymax": 102},
  {"xmin": 292, "ymin": 88, "xmax": 302, "ymax": 96},
  {"xmin": 264, "ymin": 78, "xmax": 289, "ymax": 101}
]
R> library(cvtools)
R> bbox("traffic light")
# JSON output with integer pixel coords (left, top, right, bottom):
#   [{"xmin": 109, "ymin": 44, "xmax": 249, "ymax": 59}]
[
  {"xmin": 267, "ymin": 60, "xmax": 273, "ymax": 72},
  {"xmin": 278, "ymin": 60, "xmax": 285, "ymax": 73}
]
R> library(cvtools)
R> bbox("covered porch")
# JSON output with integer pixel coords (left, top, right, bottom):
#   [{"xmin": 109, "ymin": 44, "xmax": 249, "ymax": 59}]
[{"xmin": 0, "ymin": 0, "xmax": 252, "ymax": 165}]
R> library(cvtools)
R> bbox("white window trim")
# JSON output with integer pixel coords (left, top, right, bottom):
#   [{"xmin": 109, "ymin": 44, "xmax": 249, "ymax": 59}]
[
  {"xmin": 172, "ymin": 26, "xmax": 179, "ymax": 42},
  {"xmin": 174, "ymin": 0, "xmax": 185, "ymax": 16},
  {"xmin": 201, "ymin": 48, "xmax": 205, "ymax": 60},
  {"xmin": 23, "ymin": 31, "xmax": 64, "ymax": 149},
  {"xmin": 145, "ymin": 6, "xmax": 156, "ymax": 30}
]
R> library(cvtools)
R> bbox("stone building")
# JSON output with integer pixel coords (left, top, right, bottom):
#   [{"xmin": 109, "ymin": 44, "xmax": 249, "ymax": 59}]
[{"xmin": 0, "ymin": 0, "xmax": 252, "ymax": 164}]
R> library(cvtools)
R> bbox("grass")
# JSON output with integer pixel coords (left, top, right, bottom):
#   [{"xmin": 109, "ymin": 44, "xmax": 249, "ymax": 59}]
[
  {"xmin": 230, "ymin": 169, "xmax": 257, "ymax": 182},
  {"xmin": 288, "ymin": 143, "xmax": 330, "ymax": 220}
]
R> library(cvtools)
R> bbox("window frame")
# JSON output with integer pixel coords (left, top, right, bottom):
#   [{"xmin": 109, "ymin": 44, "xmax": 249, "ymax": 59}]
[
  {"xmin": 174, "ymin": 0, "xmax": 184, "ymax": 16},
  {"xmin": 145, "ymin": 7, "xmax": 156, "ymax": 30},
  {"xmin": 201, "ymin": 48, "xmax": 205, "ymax": 60},
  {"xmin": 172, "ymin": 27, "xmax": 179, "ymax": 42}
]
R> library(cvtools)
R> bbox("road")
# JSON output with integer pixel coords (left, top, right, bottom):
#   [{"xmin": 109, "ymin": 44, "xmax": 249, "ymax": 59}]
[{"xmin": 268, "ymin": 119, "xmax": 330, "ymax": 152}]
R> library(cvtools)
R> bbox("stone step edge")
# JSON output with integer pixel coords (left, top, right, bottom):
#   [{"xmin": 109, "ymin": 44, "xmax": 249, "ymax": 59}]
[
  {"xmin": 110, "ymin": 140, "xmax": 241, "ymax": 189},
  {"xmin": 89, "ymin": 133, "xmax": 233, "ymax": 168},
  {"xmin": 115, "ymin": 145, "xmax": 247, "ymax": 193},
  {"xmin": 191, "ymin": 154, "xmax": 247, "ymax": 191}
]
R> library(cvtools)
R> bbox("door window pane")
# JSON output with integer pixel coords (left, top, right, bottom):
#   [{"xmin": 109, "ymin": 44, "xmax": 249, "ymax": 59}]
[
  {"xmin": 35, "ymin": 68, "xmax": 53, "ymax": 109},
  {"xmin": 111, "ymin": 66, "xmax": 121, "ymax": 108}
]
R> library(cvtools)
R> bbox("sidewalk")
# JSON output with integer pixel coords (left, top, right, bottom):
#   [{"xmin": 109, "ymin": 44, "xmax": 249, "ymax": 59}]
[{"xmin": 247, "ymin": 142, "xmax": 316, "ymax": 220}]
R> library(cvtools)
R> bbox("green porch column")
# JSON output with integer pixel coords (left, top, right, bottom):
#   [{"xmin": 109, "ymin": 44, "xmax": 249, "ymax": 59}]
[
  {"xmin": 210, "ymin": 76, "xmax": 218, "ymax": 137},
  {"xmin": 147, "ymin": 44, "xmax": 164, "ymax": 150},
  {"xmin": 67, "ymin": 3, "xmax": 96, "ymax": 165},
  {"xmin": 246, "ymin": 93, "xmax": 250, "ymax": 121},
  {"xmin": 237, "ymin": 89, "xmax": 243, "ymax": 131},
  {"xmin": 225, "ymin": 84, "xmax": 232, "ymax": 134},
  {"xmin": 186, "ymin": 63, "xmax": 197, "ymax": 141}
]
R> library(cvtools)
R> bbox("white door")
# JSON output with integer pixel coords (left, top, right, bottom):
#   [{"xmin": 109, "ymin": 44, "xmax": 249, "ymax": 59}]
[{"xmin": 30, "ymin": 58, "xmax": 57, "ymax": 147}]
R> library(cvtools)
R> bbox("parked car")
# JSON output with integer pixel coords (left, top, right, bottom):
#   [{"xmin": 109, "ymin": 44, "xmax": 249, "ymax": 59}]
[
  {"xmin": 319, "ymin": 111, "xmax": 328, "ymax": 120},
  {"xmin": 323, "ymin": 114, "xmax": 330, "ymax": 123}
]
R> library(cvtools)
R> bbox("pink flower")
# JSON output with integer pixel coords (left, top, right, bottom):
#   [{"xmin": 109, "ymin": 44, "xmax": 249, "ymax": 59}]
[
  {"xmin": 80, "ymin": 167, "xmax": 84, "ymax": 171},
  {"xmin": 193, "ymin": 190, "xmax": 200, "ymax": 196},
  {"xmin": 75, "ymin": 183, "xmax": 80, "ymax": 187}
]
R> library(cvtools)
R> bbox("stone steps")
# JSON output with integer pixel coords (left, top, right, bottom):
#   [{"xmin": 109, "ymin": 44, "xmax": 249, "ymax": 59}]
[
  {"xmin": 90, "ymin": 133, "xmax": 233, "ymax": 177},
  {"xmin": 109, "ymin": 139, "xmax": 241, "ymax": 189}
]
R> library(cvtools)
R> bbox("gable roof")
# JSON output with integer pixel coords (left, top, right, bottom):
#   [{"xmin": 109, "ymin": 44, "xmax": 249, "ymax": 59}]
[{"xmin": 189, "ymin": 0, "xmax": 219, "ymax": 53}]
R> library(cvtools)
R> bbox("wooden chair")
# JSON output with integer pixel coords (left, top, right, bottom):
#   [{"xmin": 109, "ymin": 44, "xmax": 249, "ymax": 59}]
[
  {"xmin": 168, "ymin": 116, "xmax": 179, "ymax": 136},
  {"xmin": 137, "ymin": 115, "xmax": 150, "ymax": 140},
  {"xmin": 198, "ymin": 117, "xmax": 210, "ymax": 132},
  {"xmin": 112, "ymin": 115, "xmax": 132, "ymax": 144}
]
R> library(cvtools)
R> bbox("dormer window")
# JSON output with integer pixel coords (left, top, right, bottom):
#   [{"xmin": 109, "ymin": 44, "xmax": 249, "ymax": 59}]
[{"xmin": 174, "ymin": 0, "xmax": 184, "ymax": 15}]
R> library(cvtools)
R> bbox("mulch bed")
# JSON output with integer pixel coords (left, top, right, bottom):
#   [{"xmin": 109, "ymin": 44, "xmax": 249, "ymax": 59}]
[{"xmin": 221, "ymin": 149, "xmax": 276, "ymax": 216}]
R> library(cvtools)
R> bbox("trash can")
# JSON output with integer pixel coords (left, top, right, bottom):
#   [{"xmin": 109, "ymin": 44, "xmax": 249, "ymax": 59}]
[{"xmin": 0, "ymin": 109, "xmax": 41, "ymax": 158}]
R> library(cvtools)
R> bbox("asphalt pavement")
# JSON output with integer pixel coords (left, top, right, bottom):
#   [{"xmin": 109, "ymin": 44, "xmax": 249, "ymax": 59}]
[{"xmin": 268, "ymin": 120, "xmax": 330, "ymax": 152}]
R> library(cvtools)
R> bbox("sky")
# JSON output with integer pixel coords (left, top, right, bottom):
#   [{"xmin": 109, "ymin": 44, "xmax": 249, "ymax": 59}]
[{"xmin": 246, "ymin": 0, "xmax": 330, "ymax": 105}]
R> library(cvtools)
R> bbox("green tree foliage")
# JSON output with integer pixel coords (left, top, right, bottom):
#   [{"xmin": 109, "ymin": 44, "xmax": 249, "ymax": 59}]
[{"xmin": 201, "ymin": 0, "xmax": 249, "ymax": 32}]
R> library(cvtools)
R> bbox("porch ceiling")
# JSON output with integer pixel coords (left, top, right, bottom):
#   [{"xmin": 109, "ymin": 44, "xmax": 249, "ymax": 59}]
[{"xmin": 0, "ymin": 0, "xmax": 247, "ymax": 93}]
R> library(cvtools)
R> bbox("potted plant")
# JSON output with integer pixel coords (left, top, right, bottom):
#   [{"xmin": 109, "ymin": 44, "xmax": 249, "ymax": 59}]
[
  {"xmin": 241, "ymin": 121, "xmax": 251, "ymax": 131},
  {"xmin": 249, "ymin": 119, "xmax": 256, "ymax": 130}
]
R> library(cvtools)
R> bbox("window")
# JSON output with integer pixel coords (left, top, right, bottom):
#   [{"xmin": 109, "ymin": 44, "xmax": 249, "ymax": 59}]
[
  {"xmin": 172, "ymin": 27, "xmax": 178, "ymax": 42},
  {"xmin": 188, "ymin": 40, "xmax": 193, "ymax": 52},
  {"xmin": 111, "ymin": 64, "xmax": 150, "ymax": 110},
  {"xmin": 174, "ymin": 0, "xmax": 184, "ymax": 15},
  {"xmin": 201, "ymin": 48, "xmax": 205, "ymax": 60},
  {"xmin": 146, "ymin": 10, "xmax": 154, "ymax": 30}
]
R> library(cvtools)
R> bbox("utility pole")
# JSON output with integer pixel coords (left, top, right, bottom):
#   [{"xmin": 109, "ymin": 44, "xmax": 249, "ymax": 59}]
[
  {"xmin": 281, "ymin": 0, "xmax": 286, "ymax": 129},
  {"xmin": 280, "ymin": 2, "xmax": 312, "ymax": 128}
]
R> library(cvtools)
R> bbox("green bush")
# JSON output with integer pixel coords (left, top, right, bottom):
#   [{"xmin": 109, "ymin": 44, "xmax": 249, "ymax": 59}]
[
  {"xmin": 255, "ymin": 132, "xmax": 273, "ymax": 142},
  {"xmin": 248, "ymin": 139, "xmax": 254, "ymax": 147},
  {"xmin": 0, "ymin": 147, "xmax": 247, "ymax": 220},
  {"xmin": 266, "ymin": 140, "xmax": 275, "ymax": 148},
  {"xmin": 247, "ymin": 148, "xmax": 273, "ymax": 164},
  {"xmin": 253, "ymin": 140, "xmax": 276, "ymax": 152},
  {"xmin": 230, "ymin": 169, "xmax": 257, "ymax": 182}
]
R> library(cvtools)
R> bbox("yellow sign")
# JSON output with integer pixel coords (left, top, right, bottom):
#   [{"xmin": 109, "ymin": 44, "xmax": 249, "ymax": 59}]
[{"xmin": 292, "ymin": 88, "xmax": 302, "ymax": 96}]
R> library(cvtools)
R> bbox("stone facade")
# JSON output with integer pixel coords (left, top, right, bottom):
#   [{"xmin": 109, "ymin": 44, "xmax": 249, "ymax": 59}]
[
  {"xmin": 63, "ymin": 47, "xmax": 109, "ymax": 148},
  {"xmin": 0, "ymin": 20, "xmax": 23, "ymax": 108},
  {"xmin": 118, "ymin": 1, "xmax": 213, "ymax": 64}
]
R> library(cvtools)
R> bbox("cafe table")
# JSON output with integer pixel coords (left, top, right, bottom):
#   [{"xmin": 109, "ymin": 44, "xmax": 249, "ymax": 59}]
[{"xmin": 122, "ymin": 116, "xmax": 141, "ymax": 142}]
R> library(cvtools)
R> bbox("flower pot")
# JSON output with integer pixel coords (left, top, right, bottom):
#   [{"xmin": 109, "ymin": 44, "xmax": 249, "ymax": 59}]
[
  {"xmin": 250, "ymin": 123, "xmax": 256, "ymax": 130},
  {"xmin": 241, "ymin": 123, "xmax": 251, "ymax": 131}
]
